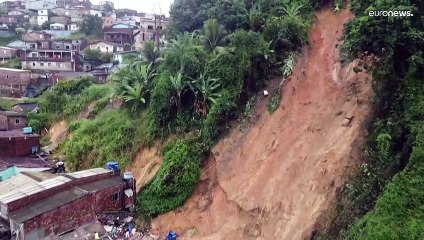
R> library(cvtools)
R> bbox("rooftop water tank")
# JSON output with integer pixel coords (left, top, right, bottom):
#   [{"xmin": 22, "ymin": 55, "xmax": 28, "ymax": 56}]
[
  {"xmin": 106, "ymin": 161, "xmax": 119, "ymax": 171},
  {"xmin": 23, "ymin": 127, "xmax": 33, "ymax": 134}
]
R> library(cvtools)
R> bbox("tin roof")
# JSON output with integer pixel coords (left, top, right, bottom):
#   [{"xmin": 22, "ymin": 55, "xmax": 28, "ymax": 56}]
[
  {"xmin": 0, "ymin": 175, "xmax": 71, "ymax": 204},
  {"xmin": 0, "ymin": 168, "xmax": 111, "ymax": 204},
  {"xmin": 65, "ymin": 168, "xmax": 110, "ymax": 179},
  {"xmin": 0, "ymin": 130, "xmax": 40, "ymax": 138},
  {"xmin": 8, "ymin": 176, "xmax": 124, "ymax": 223}
]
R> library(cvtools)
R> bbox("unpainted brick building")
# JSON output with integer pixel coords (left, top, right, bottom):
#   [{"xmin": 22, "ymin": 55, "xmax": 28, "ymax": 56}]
[{"xmin": 0, "ymin": 168, "xmax": 136, "ymax": 240}]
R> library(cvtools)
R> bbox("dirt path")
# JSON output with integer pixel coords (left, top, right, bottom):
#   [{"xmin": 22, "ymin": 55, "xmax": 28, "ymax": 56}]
[{"xmin": 152, "ymin": 9, "xmax": 373, "ymax": 239}]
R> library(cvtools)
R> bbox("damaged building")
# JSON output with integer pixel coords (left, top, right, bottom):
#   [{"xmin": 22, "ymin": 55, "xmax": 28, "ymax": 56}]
[{"xmin": 0, "ymin": 167, "xmax": 136, "ymax": 240}]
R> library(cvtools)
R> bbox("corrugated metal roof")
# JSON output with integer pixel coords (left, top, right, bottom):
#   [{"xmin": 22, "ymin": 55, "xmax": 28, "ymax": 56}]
[
  {"xmin": 9, "ymin": 176, "xmax": 124, "ymax": 223},
  {"xmin": 66, "ymin": 168, "xmax": 110, "ymax": 179},
  {"xmin": 0, "ymin": 174, "xmax": 39, "ymax": 193},
  {"xmin": 0, "ymin": 168, "xmax": 111, "ymax": 204},
  {"xmin": 0, "ymin": 176, "xmax": 71, "ymax": 204}
]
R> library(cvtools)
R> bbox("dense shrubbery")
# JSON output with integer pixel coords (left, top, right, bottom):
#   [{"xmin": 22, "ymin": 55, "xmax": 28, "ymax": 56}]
[
  {"xmin": 133, "ymin": 0, "xmax": 319, "ymax": 217},
  {"xmin": 64, "ymin": 110, "xmax": 147, "ymax": 170},
  {"xmin": 315, "ymin": 0, "xmax": 424, "ymax": 239}
]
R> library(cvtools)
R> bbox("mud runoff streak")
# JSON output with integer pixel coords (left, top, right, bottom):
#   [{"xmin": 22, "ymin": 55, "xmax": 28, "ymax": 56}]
[{"xmin": 151, "ymin": 9, "xmax": 374, "ymax": 240}]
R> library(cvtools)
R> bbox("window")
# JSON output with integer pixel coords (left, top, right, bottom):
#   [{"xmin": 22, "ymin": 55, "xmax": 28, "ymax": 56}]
[
  {"xmin": 32, "ymin": 62, "xmax": 35, "ymax": 66},
  {"xmin": 148, "ymin": 25, "xmax": 153, "ymax": 30},
  {"xmin": 48, "ymin": 62, "xmax": 51, "ymax": 66},
  {"xmin": 15, "ymin": 119, "xmax": 19, "ymax": 124},
  {"xmin": 65, "ymin": 45, "xmax": 70, "ymax": 50},
  {"xmin": 112, "ymin": 193, "xmax": 119, "ymax": 202},
  {"xmin": 6, "ymin": 75, "xmax": 8, "ymax": 79},
  {"xmin": 40, "ymin": 63, "xmax": 44, "ymax": 66},
  {"xmin": 56, "ymin": 63, "xmax": 61, "ymax": 66}
]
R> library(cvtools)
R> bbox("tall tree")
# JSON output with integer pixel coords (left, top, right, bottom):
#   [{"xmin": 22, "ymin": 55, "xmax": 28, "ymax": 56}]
[
  {"xmin": 209, "ymin": 0, "xmax": 249, "ymax": 32},
  {"xmin": 79, "ymin": 15, "xmax": 103, "ymax": 36},
  {"xmin": 169, "ymin": 0, "xmax": 217, "ymax": 33},
  {"xmin": 164, "ymin": 32, "xmax": 206, "ymax": 77},
  {"xmin": 198, "ymin": 19, "xmax": 228, "ymax": 53}
]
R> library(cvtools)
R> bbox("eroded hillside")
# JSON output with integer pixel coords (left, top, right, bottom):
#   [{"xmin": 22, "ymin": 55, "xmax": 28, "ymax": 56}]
[{"xmin": 151, "ymin": 9, "xmax": 373, "ymax": 239}]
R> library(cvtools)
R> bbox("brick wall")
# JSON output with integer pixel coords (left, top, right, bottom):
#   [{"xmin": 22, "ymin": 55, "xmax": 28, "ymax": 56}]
[
  {"xmin": 0, "ymin": 136, "xmax": 40, "ymax": 157},
  {"xmin": 0, "ymin": 70, "xmax": 31, "ymax": 85},
  {"xmin": 0, "ymin": 115, "xmax": 7, "ymax": 130},
  {"xmin": 6, "ymin": 171, "xmax": 116, "ymax": 212},
  {"xmin": 6, "ymin": 116, "xmax": 27, "ymax": 130},
  {"xmin": 23, "ymin": 183, "xmax": 126, "ymax": 238}
]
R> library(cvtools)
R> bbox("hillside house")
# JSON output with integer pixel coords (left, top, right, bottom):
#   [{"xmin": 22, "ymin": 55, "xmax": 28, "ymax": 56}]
[
  {"xmin": 49, "ymin": 22, "xmax": 65, "ymax": 30},
  {"xmin": 25, "ymin": 0, "xmax": 57, "ymax": 10},
  {"xmin": 102, "ymin": 16, "xmax": 115, "ymax": 29},
  {"xmin": 0, "ymin": 130, "xmax": 40, "ymax": 157},
  {"xmin": 67, "ymin": 22, "xmax": 78, "ymax": 31},
  {"xmin": 104, "ymin": 25, "xmax": 138, "ymax": 50},
  {"xmin": 0, "ymin": 111, "xmax": 28, "ymax": 131},
  {"xmin": 7, "ymin": 10, "xmax": 26, "ymax": 16},
  {"xmin": 0, "ymin": 47, "xmax": 19, "ymax": 62},
  {"xmin": 0, "ymin": 168, "xmax": 136, "ymax": 239},
  {"xmin": 37, "ymin": 9, "xmax": 50, "ymax": 25},
  {"xmin": 49, "ymin": 15, "xmax": 71, "ymax": 25},
  {"xmin": 21, "ymin": 32, "xmax": 84, "ymax": 72},
  {"xmin": 0, "ymin": 68, "xmax": 32, "ymax": 97},
  {"xmin": 90, "ymin": 41, "xmax": 124, "ymax": 53}
]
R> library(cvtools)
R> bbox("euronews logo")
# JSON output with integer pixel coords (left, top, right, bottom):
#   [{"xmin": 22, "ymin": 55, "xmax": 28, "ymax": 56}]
[{"xmin": 368, "ymin": 10, "xmax": 413, "ymax": 17}]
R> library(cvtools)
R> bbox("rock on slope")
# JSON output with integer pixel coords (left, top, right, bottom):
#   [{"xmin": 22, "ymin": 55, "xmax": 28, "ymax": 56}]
[{"xmin": 151, "ymin": 9, "xmax": 374, "ymax": 239}]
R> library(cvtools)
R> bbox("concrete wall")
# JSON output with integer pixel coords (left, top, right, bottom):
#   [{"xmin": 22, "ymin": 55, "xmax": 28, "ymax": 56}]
[
  {"xmin": 22, "ymin": 61, "xmax": 74, "ymax": 72},
  {"xmin": 37, "ymin": 16, "xmax": 48, "ymax": 26}
]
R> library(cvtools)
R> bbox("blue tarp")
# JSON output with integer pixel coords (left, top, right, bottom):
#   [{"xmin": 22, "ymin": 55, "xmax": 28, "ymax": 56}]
[{"xmin": 165, "ymin": 230, "xmax": 177, "ymax": 240}]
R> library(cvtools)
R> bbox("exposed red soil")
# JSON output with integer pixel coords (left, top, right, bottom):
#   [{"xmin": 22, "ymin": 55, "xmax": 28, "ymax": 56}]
[
  {"xmin": 127, "ymin": 142, "xmax": 164, "ymax": 192},
  {"xmin": 151, "ymin": 9, "xmax": 373, "ymax": 239}
]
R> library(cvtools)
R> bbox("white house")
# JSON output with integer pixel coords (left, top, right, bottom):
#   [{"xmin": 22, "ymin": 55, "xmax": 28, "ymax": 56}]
[
  {"xmin": 8, "ymin": 10, "xmax": 25, "ymax": 15},
  {"xmin": 67, "ymin": 22, "xmax": 79, "ymax": 31},
  {"xmin": 50, "ymin": 23, "xmax": 65, "ymax": 30},
  {"xmin": 37, "ymin": 15, "xmax": 49, "ymax": 26},
  {"xmin": 26, "ymin": 0, "xmax": 57, "ymax": 10},
  {"xmin": 37, "ymin": 9, "xmax": 49, "ymax": 16},
  {"xmin": 90, "ymin": 41, "xmax": 124, "ymax": 53}
]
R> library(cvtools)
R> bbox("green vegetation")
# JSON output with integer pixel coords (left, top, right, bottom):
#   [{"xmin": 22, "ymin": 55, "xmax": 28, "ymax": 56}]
[
  {"xmin": 0, "ymin": 36, "xmax": 17, "ymax": 46},
  {"xmin": 0, "ymin": 58, "xmax": 22, "ymax": 69},
  {"xmin": 135, "ymin": 0, "xmax": 320, "ymax": 217},
  {"xmin": 27, "ymin": 77, "xmax": 112, "ymax": 132},
  {"xmin": 30, "ymin": 0, "xmax": 325, "ymax": 218},
  {"xmin": 315, "ymin": 1, "xmax": 424, "ymax": 239},
  {"xmin": 79, "ymin": 15, "xmax": 103, "ymax": 36},
  {"xmin": 0, "ymin": 98, "xmax": 22, "ymax": 110},
  {"xmin": 84, "ymin": 49, "xmax": 113, "ymax": 63}
]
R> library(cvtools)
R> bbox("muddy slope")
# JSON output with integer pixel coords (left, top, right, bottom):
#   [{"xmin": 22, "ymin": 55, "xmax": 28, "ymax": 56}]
[{"xmin": 152, "ymin": 9, "xmax": 373, "ymax": 239}]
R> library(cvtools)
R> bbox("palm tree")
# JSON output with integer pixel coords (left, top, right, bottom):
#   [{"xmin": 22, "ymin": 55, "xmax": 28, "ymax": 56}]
[
  {"xmin": 121, "ymin": 82, "xmax": 148, "ymax": 112},
  {"xmin": 142, "ymin": 40, "xmax": 163, "ymax": 66},
  {"xmin": 198, "ymin": 19, "xmax": 229, "ymax": 53},
  {"xmin": 169, "ymin": 72, "xmax": 187, "ymax": 111},
  {"xmin": 130, "ymin": 63, "xmax": 157, "ymax": 87},
  {"xmin": 190, "ymin": 74, "xmax": 221, "ymax": 117},
  {"xmin": 282, "ymin": 2, "xmax": 304, "ymax": 17},
  {"xmin": 164, "ymin": 32, "xmax": 203, "ymax": 73}
]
